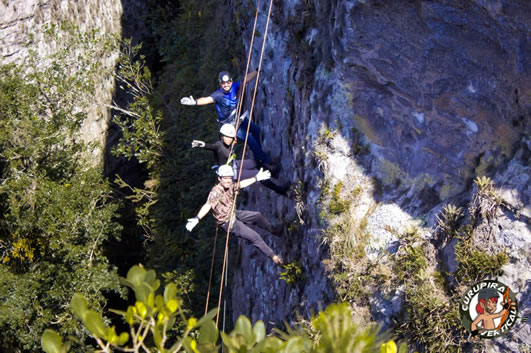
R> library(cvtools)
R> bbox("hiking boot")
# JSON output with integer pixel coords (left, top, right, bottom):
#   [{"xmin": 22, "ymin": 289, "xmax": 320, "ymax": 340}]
[{"xmin": 272, "ymin": 254, "xmax": 284, "ymax": 266}]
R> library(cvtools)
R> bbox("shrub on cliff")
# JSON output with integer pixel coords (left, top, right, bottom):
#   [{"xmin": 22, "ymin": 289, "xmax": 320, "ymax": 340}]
[
  {"xmin": 0, "ymin": 25, "xmax": 123, "ymax": 351},
  {"xmin": 42, "ymin": 265, "xmax": 406, "ymax": 353}
]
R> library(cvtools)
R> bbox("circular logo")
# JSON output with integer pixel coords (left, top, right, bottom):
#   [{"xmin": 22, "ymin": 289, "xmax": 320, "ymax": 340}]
[{"xmin": 459, "ymin": 279, "xmax": 519, "ymax": 339}]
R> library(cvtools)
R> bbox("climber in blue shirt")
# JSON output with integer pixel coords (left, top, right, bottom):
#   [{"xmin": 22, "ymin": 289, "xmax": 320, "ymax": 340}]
[{"xmin": 180, "ymin": 70, "xmax": 275, "ymax": 168}]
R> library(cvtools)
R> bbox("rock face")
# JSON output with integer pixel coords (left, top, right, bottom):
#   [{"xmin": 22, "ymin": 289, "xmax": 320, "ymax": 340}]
[
  {"xmin": 229, "ymin": 0, "xmax": 530, "ymax": 350},
  {"xmin": 0, "ymin": 0, "xmax": 123, "ymax": 162}
]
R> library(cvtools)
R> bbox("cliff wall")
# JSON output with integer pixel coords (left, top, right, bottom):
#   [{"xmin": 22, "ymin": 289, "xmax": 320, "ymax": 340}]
[
  {"xmin": 230, "ymin": 1, "xmax": 529, "ymax": 351},
  {"xmin": 0, "ymin": 0, "xmax": 138, "ymax": 162}
]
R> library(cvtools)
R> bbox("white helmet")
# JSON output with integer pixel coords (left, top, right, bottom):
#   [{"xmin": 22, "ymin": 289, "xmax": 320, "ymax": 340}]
[
  {"xmin": 219, "ymin": 124, "xmax": 236, "ymax": 138},
  {"xmin": 217, "ymin": 165, "xmax": 234, "ymax": 177}
]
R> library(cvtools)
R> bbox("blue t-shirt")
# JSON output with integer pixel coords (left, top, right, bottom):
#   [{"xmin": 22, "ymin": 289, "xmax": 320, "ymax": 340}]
[{"xmin": 210, "ymin": 80, "xmax": 241, "ymax": 123}]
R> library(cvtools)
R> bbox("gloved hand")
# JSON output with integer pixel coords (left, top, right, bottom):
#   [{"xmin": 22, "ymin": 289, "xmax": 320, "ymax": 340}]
[
  {"xmin": 185, "ymin": 217, "xmax": 199, "ymax": 232},
  {"xmin": 180, "ymin": 95, "xmax": 196, "ymax": 106},
  {"xmin": 255, "ymin": 168, "xmax": 271, "ymax": 181},
  {"xmin": 191, "ymin": 140, "xmax": 205, "ymax": 148},
  {"xmin": 240, "ymin": 110, "xmax": 249, "ymax": 121}
]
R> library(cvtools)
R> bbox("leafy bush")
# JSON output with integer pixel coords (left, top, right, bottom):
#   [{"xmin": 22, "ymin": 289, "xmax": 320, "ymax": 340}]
[
  {"xmin": 398, "ymin": 283, "xmax": 468, "ymax": 352},
  {"xmin": 468, "ymin": 176, "xmax": 501, "ymax": 221},
  {"xmin": 280, "ymin": 261, "xmax": 305, "ymax": 285},
  {"xmin": 42, "ymin": 267, "xmax": 405, "ymax": 353},
  {"xmin": 0, "ymin": 26, "xmax": 123, "ymax": 351},
  {"xmin": 436, "ymin": 204, "xmax": 463, "ymax": 237},
  {"xmin": 454, "ymin": 226, "xmax": 508, "ymax": 283}
]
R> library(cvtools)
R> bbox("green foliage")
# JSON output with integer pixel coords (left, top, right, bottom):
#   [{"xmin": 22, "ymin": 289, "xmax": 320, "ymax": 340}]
[
  {"xmin": 391, "ymin": 226, "xmax": 427, "ymax": 282},
  {"xmin": 398, "ymin": 283, "xmax": 468, "ymax": 352},
  {"xmin": 279, "ymin": 261, "xmax": 305, "ymax": 285},
  {"xmin": 318, "ymin": 178, "xmax": 331, "ymax": 205},
  {"xmin": 42, "ymin": 266, "xmax": 405, "ymax": 353},
  {"xmin": 393, "ymin": 212, "xmax": 508, "ymax": 351},
  {"xmin": 221, "ymin": 316, "xmax": 279, "ymax": 353},
  {"xmin": 317, "ymin": 128, "xmax": 336, "ymax": 144},
  {"xmin": 454, "ymin": 226, "xmax": 508, "ymax": 283},
  {"xmin": 473, "ymin": 175, "xmax": 493, "ymax": 192},
  {"xmin": 319, "ymin": 184, "xmax": 373, "ymax": 305},
  {"xmin": 331, "ymin": 271, "xmax": 368, "ymax": 303},
  {"xmin": 397, "ymin": 225, "xmax": 421, "ymax": 243},
  {"xmin": 469, "ymin": 175, "xmax": 501, "ymax": 221},
  {"xmin": 107, "ymin": 38, "xmax": 167, "ymax": 241},
  {"xmin": 111, "ymin": 39, "xmax": 164, "ymax": 170},
  {"xmin": 328, "ymin": 181, "xmax": 351, "ymax": 215},
  {"xmin": 390, "ymin": 222, "xmax": 471, "ymax": 352},
  {"xmin": 311, "ymin": 303, "xmax": 391, "ymax": 353},
  {"xmin": 42, "ymin": 265, "xmax": 219, "ymax": 352},
  {"xmin": 42, "ymin": 329, "xmax": 70, "ymax": 353},
  {"xmin": 106, "ymin": 0, "xmax": 243, "ymax": 322},
  {"xmin": 393, "ymin": 245, "xmax": 428, "ymax": 283},
  {"xmin": 0, "ymin": 25, "xmax": 123, "ymax": 351},
  {"xmin": 312, "ymin": 150, "xmax": 328, "ymax": 171},
  {"xmin": 436, "ymin": 204, "xmax": 463, "ymax": 236}
]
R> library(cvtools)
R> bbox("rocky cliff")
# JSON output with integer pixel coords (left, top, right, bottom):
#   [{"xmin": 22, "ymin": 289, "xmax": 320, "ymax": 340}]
[
  {"xmin": 0, "ymin": 0, "xmax": 144, "ymax": 162},
  {"xmin": 230, "ymin": 0, "xmax": 529, "ymax": 351}
]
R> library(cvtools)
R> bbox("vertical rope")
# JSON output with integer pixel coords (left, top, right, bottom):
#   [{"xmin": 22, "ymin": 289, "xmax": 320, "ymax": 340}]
[
  {"xmin": 204, "ymin": 225, "xmax": 219, "ymax": 316},
  {"xmin": 229, "ymin": 0, "xmax": 262, "ymax": 158}
]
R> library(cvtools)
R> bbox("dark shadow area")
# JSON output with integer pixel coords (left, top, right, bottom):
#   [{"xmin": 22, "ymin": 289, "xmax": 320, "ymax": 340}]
[
  {"xmin": 101, "ymin": 0, "xmax": 165, "ymax": 335},
  {"xmin": 101, "ymin": 0, "xmax": 243, "ymax": 334},
  {"xmin": 103, "ymin": 0, "xmax": 153, "ymax": 276}
]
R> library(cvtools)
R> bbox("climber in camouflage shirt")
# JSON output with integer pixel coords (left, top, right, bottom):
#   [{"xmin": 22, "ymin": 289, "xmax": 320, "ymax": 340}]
[{"xmin": 185, "ymin": 165, "xmax": 284, "ymax": 266}]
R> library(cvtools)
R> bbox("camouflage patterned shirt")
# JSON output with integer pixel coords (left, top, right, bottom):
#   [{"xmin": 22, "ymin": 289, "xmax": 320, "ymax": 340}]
[{"xmin": 207, "ymin": 182, "xmax": 238, "ymax": 225}]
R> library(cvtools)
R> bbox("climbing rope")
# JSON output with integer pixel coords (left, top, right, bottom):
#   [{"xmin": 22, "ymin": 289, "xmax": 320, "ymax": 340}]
[
  {"xmin": 204, "ymin": 225, "xmax": 219, "ymax": 316},
  {"xmin": 229, "ymin": 0, "xmax": 262, "ymax": 158},
  {"xmin": 210, "ymin": 0, "xmax": 276, "ymax": 326}
]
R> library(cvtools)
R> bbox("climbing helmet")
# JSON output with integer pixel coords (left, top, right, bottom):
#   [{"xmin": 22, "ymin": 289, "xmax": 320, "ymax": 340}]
[
  {"xmin": 217, "ymin": 165, "xmax": 234, "ymax": 177},
  {"xmin": 220, "ymin": 124, "xmax": 236, "ymax": 138},
  {"xmin": 218, "ymin": 71, "xmax": 232, "ymax": 83}
]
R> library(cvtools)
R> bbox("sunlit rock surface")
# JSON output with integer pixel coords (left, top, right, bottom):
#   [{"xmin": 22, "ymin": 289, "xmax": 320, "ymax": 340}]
[
  {"xmin": 0, "ymin": 0, "xmax": 124, "ymax": 161},
  {"xmin": 230, "ymin": 1, "xmax": 529, "ymax": 351}
]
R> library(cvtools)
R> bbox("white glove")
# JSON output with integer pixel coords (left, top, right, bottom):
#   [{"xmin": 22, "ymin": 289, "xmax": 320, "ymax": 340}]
[
  {"xmin": 191, "ymin": 140, "xmax": 205, "ymax": 148},
  {"xmin": 185, "ymin": 217, "xmax": 199, "ymax": 232},
  {"xmin": 255, "ymin": 168, "xmax": 271, "ymax": 181},
  {"xmin": 180, "ymin": 95, "xmax": 196, "ymax": 106},
  {"xmin": 240, "ymin": 110, "xmax": 249, "ymax": 121}
]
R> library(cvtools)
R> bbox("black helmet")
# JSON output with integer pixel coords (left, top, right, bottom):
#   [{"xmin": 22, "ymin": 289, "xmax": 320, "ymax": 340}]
[{"xmin": 218, "ymin": 71, "xmax": 232, "ymax": 83}]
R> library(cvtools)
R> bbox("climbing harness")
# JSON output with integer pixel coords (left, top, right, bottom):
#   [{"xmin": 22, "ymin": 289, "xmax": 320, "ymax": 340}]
[{"xmin": 202, "ymin": 0, "xmax": 276, "ymax": 327}]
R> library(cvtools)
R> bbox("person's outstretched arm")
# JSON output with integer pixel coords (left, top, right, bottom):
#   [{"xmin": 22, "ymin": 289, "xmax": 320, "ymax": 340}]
[
  {"xmin": 239, "ymin": 168, "xmax": 270, "ymax": 188},
  {"xmin": 185, "ymin": 203, "xmax": 212, "ymax": 231},
  {"xmin": 180, "ymin": 95, "xmax": 214, "ymax": 106}
]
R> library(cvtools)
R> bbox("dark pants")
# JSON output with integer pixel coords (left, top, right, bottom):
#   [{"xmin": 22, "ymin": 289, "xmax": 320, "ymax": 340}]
[
  {"xmin": 221, "ymin": 210, "xmax": 274, "ymax": 258},
  {"xmin": 236, "ymin": 118, "xmax": 271, "ymax": 164},
  {"xmin": 233, "ymin": 160, "xmax": 287, "ymax": 195}
]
